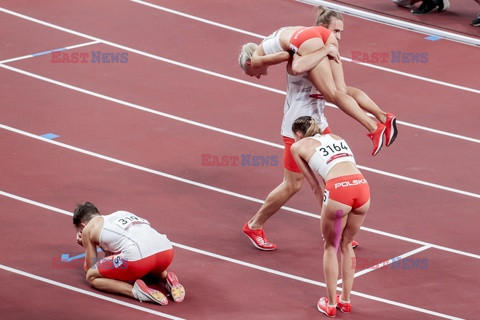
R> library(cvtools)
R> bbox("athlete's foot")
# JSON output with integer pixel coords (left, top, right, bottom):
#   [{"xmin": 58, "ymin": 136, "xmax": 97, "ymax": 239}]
[
  {"xmin": 133, "ymin": 280, "xmax": 168, "ymax": 305},
  {"xmin": 243, "ymin": 222, "xmax": 277, "ymax": 250},
  {"xmin": 317, "ymin": 297, "xmax": 336, "ymax": 317},
  {"xmin": 383, "ymin": 113, "xmax": 398, "ymax": 147},
  {"xmin": 165, "ymin": 272, "xmax": 185, "ymax": 303},
  {"xmin": 367, "ymin": 123, "xmax": 386, "ymax": 156}
]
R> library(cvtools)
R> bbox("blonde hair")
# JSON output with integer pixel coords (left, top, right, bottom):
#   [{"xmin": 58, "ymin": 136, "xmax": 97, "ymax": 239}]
[
  {"xmin": 238, "ymin": 42, "xmax": 258, "ymax": 71},
  {"xmin": 314, "ymin": 5, "xmax": 343, "ymax": 27},
  {"xmin": 291, "ymin": 116, "xmax": 322, "ymax": 137}
]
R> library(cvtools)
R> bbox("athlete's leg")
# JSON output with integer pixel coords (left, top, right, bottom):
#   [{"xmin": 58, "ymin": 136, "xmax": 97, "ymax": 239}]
[
  {"xmin": 86, "ymin": 267, "xmax": 136, "ymax": 297},
  {"xmin": 297, "ymin": 36, "xmax": 379, "ymax": 133},
  {"xmin": 87, "ymin": 254, "xmax": 168, "ymax": 305},
  {"xmin": 338, "ymin": 200, "xmax": 369, "ymax": 303},
  {"xmin": 248, "ymin": 168, "xmax": 304, "ymax": 229},
  {"xmin": 147, "ymin": 250, "xmax": 185, "ymax": 303},
  {"xmin": 328, "ymin": 57, "xmax": 387, "ymax": 124},
  {"xmin": 346, "ymin": 86, "xmax": 387, "ymax": 122},
  {"xmin": 328, "ymin": 58, "xmax": 347, "ymax": 93},
  {"xmin": 320, "ymin": 199, "xmax": 352, "ymax": 305}
]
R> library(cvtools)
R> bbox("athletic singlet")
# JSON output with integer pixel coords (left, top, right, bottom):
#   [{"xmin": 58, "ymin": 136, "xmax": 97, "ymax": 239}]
[
  {"xmin": 307, "ymin": 134, "xmax": 355, "ymax": 180},
  {"xmin": 281, "ymin": 72, "xmax": 328, "ymax": 138},
  {"xmin": 262, "ymin": 27, "xmax": 287, "ymax": 55},
  {"xmin": 99, "ymin": 211, "xmax": 172, "ymax": 261}
]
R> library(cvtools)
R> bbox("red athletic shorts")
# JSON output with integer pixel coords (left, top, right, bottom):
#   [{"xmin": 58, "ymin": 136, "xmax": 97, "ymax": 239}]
[
  {"xmin": 97, "ymin": 249, "xmax": 174, "ymax": 281},
  {"xmin": 289, "ymin": 26, "xmax": 332, "ymax": 53},
  {"xmin": 324, "ymin": 174, "xmax": 370, "ymax": 209},
  {"xmin": 283, "ymin": 126, "xmax": 331, "ymax": 173}
]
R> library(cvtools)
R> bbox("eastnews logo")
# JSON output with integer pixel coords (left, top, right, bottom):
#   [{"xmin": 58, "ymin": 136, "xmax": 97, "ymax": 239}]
[
  {"xmin": 201, "ymin": 154, "xmax": 279, "ymax": 167},
  {"xmin": 351, "ymin": 51, "xmax": 428, "ymax": 64},
  {"xmin": 354, "ymin": 256, "xmax": 429, "ymax": 270},
  {"xmin": 51, "ymin": 51, "xmax": 128, "ymax": 63}
]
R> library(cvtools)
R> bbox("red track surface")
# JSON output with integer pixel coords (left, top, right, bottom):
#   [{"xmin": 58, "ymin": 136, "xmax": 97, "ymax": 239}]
[{"xmin": 1, "ymin": 1, "xmax": 479, "ymax": 319}]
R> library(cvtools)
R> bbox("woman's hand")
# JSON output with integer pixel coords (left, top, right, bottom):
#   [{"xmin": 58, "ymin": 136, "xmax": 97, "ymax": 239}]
[{"xmin": 326, "ymin": 44, "xmax": 341, "ymax": 63}]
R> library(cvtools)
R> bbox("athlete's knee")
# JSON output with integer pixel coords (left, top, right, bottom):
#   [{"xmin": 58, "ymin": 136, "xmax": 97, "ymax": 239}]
[
  {"xmin": 336, "ymin": 84, "xmax": 347, "ymax": 94},
  {"xmin": 86, "ymin": 273, "xmax": 95, "ymax": 285},
  {"xmin": 331, "ymin": 89, "xmax": 350, "ymax": 104},
  {"xmin": 287, "ymin": 179, "xmax": 303, "ymax": 193},
  {"xmin": 321, "ymin": 87, "xmax": 345, "ymax": 104},
  {"xmin": 86, "ymin": 269, "xmax": 100, "ymax": 286},
  {"xmin": 339, "ymin": 237, "xmax": 353, "ymax": 253},
  {"xmin": 284, "ymin": 177, "xmax": 303, "ymax": 194},
  {"xmin": 322, "ymin": 236, "xmax": 336, "ymax": 249}
]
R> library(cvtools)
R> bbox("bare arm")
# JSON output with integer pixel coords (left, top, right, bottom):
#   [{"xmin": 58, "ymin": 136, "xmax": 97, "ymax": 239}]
[
  {"xmin": 81, "ymin": 222, "xmax": 99, "ymax": 271},
  {"xmin": 291, "ymin": 44, "xmax": 340, "ymax": 75},
  {"xmin": 251, "ymin": 50, "xmax": 291, "ymax": 69},
  {"xmin": 291, "ymin": 142, "xmax": 324, "ymax": 207}
]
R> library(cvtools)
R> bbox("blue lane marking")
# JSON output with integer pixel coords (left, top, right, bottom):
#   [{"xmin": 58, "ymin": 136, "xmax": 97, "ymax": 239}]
[
  {"xmin": 41, "ymin": 133, "xmax": 59, "ymax": 140},
  {"xmin": 61, "ymin": 248, "xmax": 102, "ymax": 262},
  {"xmin": 425, "ymin": 35, "xmax": 442, "ymax": 41},
  {"xmin": 32, "ymin": 47, "xmax": 67, "ymax": 57}
]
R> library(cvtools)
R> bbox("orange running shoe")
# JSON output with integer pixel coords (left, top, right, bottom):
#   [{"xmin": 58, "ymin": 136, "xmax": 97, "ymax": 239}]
[
  {"xmin": 384, "ymin": 113, "xmax": 398, "ymax": 147},
  {"xmin": 243, "ymin": 222, "xmax": 277, "ymax": 251},
  {"xmin": 367, "ymin": 123, "xmax": 386, "ymax": 156},
  {"xmin": 336, "ymin": 294, "xmax": 352, "ymax": 313},
  {"xmin": 317, "ymin": 297, "xmax": 336, "ymax": 317},
  {"xmin": 352, "ymin": 240, "xmax": 359, "ymax": 249}
]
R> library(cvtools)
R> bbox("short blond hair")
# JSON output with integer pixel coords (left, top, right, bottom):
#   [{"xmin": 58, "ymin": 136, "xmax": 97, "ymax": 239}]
[{"xmin": 238, "ymin": 42, "xmax": 258, "ymax": 71}]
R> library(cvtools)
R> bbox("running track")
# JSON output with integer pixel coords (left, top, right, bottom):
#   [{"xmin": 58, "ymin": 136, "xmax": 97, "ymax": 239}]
[{"xmin": 0, "ymin": 1, "xmax": 479, "ymax": 319}]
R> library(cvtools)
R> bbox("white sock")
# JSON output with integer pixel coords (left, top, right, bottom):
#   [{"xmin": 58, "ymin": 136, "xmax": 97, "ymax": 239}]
[{"xmin": 339, "ymin": 297, "xmax": 350, "ymax": 304}]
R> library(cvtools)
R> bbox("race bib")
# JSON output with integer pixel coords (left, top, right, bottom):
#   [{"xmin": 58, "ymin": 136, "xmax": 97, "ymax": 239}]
[
  {"xmin": 113, "ymin": 213, "xmax": 150, "ymax": 229},
  {"xmin": 314, "ymin": 139, "xmax": 353, "ymax": 164},
  {"xmin": 323, "ymin": 189, "xmax": 330, "ymax": 204}
]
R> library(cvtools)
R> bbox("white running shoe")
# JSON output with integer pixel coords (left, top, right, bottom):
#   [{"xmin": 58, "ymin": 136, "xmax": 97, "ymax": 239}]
[{"xmin": 133, "ymin": 279, "xmax": 168, "ymax": 305}]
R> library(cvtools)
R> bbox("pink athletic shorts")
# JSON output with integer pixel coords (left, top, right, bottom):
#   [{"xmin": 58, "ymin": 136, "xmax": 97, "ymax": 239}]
[
  {"xmin": 283, "ymin": 126, "xmax": 331, "ymax": 173},
  {"xmin": 97, "ymin": 249, "xmax": 174, "ymax": 281},
  {"xmin": 289, "ymin": 26, "xmax": 332, "ymax": 53},
  {"xmin": 324, "ymin": 174, "xmax": 370, "ymax": 209}
]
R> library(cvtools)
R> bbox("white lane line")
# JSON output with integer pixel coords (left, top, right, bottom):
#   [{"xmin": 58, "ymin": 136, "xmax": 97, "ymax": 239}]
[
  {"xmin": 0, "ymin": 40, "xmax": 101, "ymax": 64},
  {"xmin": 129, "ymin": 0, "xmax": 480, "ymax": 94},
  {"xmin": 337, "ymin": 245, "xmax": 432, "ymax": 284},
  {"xmin": 0, "ymin": 193, "xmax": 463, "ymax": 320},
  {"xmin": 298, "ymin": 0, "xmax": 480, "ymax": 47},
  {"xmin": 1, "ymin": 6, "xmax": 479, "ymax": 143},
  {"xmin": 0, "ymin": 265, "xmax": 185, "ymax": 319},
  {"xmin": 1, "ymin": 62, "xmax": 479, "ymax": 194},
  {"xmin": 0, "ymin": 127, "xmax": 479, "ymax": 260}
]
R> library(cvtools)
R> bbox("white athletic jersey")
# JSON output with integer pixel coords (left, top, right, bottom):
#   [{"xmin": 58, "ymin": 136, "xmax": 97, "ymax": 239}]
[
  {"xmin": 281, "ymin": 72, "xmax": 328, "ymax": 138},
  {"xmin": 307, "ymin": 134, "xmax": 356, "ymax": 180},
  {"xmin": 99, "ymin": 211, "xmax": 172, "ymax": 261},
  {"xmin": 262, "ymin": 27, "xmax": 287, "ymax": 55}
]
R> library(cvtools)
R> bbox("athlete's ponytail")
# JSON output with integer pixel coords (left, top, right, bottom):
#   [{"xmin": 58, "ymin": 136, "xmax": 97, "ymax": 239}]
[
  {"xmin": 314, "ymin": 5, "xmax": 343, "ymax": 27},
  {"xmin": 292, "ymin": 116, "xmax": 321, "ymax": 137}
]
